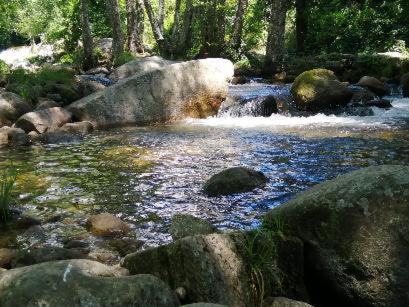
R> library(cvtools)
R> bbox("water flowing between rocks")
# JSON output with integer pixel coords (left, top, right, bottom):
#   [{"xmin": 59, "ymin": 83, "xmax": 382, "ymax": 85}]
[{"xmin": 1, "ymin": 82, "xmax": 408, "ymax": 250}]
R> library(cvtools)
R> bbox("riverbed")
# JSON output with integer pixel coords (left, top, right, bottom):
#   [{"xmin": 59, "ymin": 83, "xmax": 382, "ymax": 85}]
[{"xmin": 1, "ymin": 84, "xmax": 409, "ymax": 252}]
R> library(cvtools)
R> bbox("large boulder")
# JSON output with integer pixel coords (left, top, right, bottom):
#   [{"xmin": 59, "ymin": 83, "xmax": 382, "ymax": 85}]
[
  {"xmin": 357, "ymin": 76, "xmax": 389, "ymax": 97},
  {"xmin": 122, "ymin": 233, "xmax": 252, "ymax": 306},
  {"xmin": 0, "ymin": 259, "xmax": 179, "ymax": 307},
  {"xmin": 109, "ymin": 56, "xmax": 175, "ymax": 81},
  {"xmin": 290, "ymin": 69, "xmax": 352, "ymax": 112},
  {"xmin": 0, "ymin": 92, "xmax": 32, "ymax": 127},
  {"xmin": 170, "ymin": 214, "xmax": 218, "ymax": 240},
  {"xmin": 14, "ymin": 107, "xmax": 72, "ymax": 133},
  {"xmin": 401, "ymin": 73, "xmax": 409, "ymax": 97},
  {"xmin": 67, "ymin": 59, "xmax": 234, "ymax": 128},
  {"xmin": 203, "ymin": 167, "xmax": 268, "ymax": 197},
  {"xmin": 264, "ymin": 165, "xmax": 409, "ymax": 307}
]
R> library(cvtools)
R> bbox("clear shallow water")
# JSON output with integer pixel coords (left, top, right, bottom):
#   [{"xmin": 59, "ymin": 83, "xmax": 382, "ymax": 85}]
[{"xmin": 1, "ymin": 87, "xmax": 409, "ymax": 250}]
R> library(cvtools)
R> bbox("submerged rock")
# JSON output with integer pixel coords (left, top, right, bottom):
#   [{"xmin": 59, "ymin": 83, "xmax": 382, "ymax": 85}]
[
  {"xmin": 0, "ymin": 259, "xmax": 179, "ymax": 307},
  {"xmin": 86, "ymin": 213, "xmax": 130, "ymax": 237},
  {"xmin": 203, "ymin": 167, "xmax": 268, "ymax": 197},
  {"xmin": 58, "ymin": 121, "xmax": 94, "ymax": 135},
  {"xmin": 357, "ymin": 76, "xmax": 390, "ymax": 96},
  {"xmin": 291, "ymin": 69, "xmax": 352, "ymax": 112},
  {"xmin": 67, "ymin": 59, "xmax": 234, "ymax": 128},
  {"xmin": 14, "ymin": 107, "xmax": 72, "ymax": 133},
  {"xmin": 109, "ymin": 56, "xmax": 175, "ymax": 81},
  {"xmin": 264, "ymin": 165, "xmax": 409, "ymax": 307},
  {"xmin": 0, "ymin": 92, "xmax": 32, "ymax": 127},
  {"xmin": 170, "ymin": 214, "xmax": 218, "ymax": 240}
]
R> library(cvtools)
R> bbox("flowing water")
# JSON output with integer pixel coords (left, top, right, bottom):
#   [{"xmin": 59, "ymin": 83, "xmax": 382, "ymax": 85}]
[{"xmin": 1, "ymin": 83, "xmax": 409, "ymax": 252}]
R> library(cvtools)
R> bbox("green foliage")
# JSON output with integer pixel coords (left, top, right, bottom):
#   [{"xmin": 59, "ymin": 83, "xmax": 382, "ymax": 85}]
[
  {"xmin": 0, "ymin": 60, "xmax": 11, "ymax": 85},
  {"xmin": 238, "ymin": 217, "xmax": 285, "ymax": 306},
  {"xmin": 0, "ymin": 168, "xmax": 17, "ymax": 223},
  {"xmin": 6, "ymin": 67, "xmax": 74, "ymax": 101},
  {"xmin": 113, "ymin": 51, "xmax": 136, "ymax": 67}
]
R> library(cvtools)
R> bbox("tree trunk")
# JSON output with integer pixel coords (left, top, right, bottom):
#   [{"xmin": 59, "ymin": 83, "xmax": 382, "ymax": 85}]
[
  {"xmin": 201, "ymin": 0, "xmax": 226, "ymax": 56},
  {"xmin": 230, "ymin": 0, "xmax": 248, "ymax": 51},
  {"xmin": 80, "ymin": 0, "xmax": 95, "ymax": 70},
  {"xmin": 158, "ymin": 0, "xmax": 165, "ymax": 33},
  {"xmin": 265, "ymin": 0, "xmax": 289, "ymax": 74},
  {"xmin": 295, "ymin": 0, "xmax": 307, "ymax": 54},
  {"xmin": 105, "ymin": 0, "xmax": 125, "ymax": 59},
  {"xmin": 144, "ymin": 0, "xmax": 166, "ymax": 51},
  {"xmin": 126, "ymin": 0, "xmax": 144, "ymax": 53}
]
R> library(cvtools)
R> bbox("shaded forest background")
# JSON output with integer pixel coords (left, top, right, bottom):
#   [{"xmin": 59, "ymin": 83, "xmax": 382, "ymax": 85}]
[{"xmin": 0, "ymin": 0, "xmax": 408, "ymax": 71}]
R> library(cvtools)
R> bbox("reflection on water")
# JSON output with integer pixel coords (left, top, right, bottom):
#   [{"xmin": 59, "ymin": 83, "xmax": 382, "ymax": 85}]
[{"xmin": 1, "ymin": 114, "xmax": 409, "ymax": 247}]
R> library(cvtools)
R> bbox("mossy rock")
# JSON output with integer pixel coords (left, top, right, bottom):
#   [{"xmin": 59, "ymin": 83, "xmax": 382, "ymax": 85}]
[
  {"xmin": 290, "ymin": 69, "xmax": 352, "ymax": 112},
  {"xmin": 264, "ymin": 165, "xmax": 409, "ymax": 306}
]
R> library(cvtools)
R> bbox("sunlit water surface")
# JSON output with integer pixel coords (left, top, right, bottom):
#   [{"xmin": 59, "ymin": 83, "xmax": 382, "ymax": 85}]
[{"xmin": 1, "ymin": 84, "xmax": 409, "ymax": 249}]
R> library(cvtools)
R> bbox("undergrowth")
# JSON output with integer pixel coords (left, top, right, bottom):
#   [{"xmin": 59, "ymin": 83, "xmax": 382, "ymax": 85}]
[
  {"xmin": 0, "ymin": 168, "xmax": 17, "ymax": 223},
  {"xmin": 239, "ymin": 214, "xmax": 285, "ymax": 306}
]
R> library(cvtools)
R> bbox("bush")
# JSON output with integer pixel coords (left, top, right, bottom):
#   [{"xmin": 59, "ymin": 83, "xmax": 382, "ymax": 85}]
[
  {"xmin": 6, "ymin": 67, "xmax": 75, "ymax": 102},
  {"xmin": 0, "ymin": 168, "xmax": 17, "ymax": 223},
  {"xmin": 113, "ymin": 51, "xmax": 135, "ymax": 67},
  {"xmin": 0, "ymin": 60, "xmax": 10, "ymax": 86}
]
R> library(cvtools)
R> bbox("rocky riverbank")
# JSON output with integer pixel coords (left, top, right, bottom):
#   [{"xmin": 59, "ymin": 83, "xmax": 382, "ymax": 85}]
[{"xmin": 1, "ymin": 165, "xmax": 408, "ymax": 306}]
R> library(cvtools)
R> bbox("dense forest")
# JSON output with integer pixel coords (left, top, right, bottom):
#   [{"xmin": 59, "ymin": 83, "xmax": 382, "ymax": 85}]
[{"xmin": 1, "ymin": 0, "xmax": 408, "ymax": 71}]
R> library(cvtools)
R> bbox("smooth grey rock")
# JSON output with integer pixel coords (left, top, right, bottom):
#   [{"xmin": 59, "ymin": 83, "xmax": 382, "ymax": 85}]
[
  {"xmin": 67, "ymin": 59, "xmax": 234, "ymax": 128},
  {"xmin": 109, "ymin": 56, "xmax": 174, "ymax": 81},
  {"xmin": 0, "ymin": 126, "xmax": 29, "ymax": 146},
  {"xmin": 14, "ymin": 107, "xmax": 72, "ymax": 133}
]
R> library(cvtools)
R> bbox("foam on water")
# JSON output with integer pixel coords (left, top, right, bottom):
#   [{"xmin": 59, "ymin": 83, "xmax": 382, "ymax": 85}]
[{"xmin": 185, "ymin": 98, "xmax": 409, "ymax": 130}]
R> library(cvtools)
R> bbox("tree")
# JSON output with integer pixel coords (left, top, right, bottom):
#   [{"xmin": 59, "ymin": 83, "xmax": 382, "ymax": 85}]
[
  {"xmin": 104, "ymin": 0, "xmax": 125, "ymax": 59},
  {"xmin": 230, "ymin": 0, "xmax": 249, "ymax": 52},
  {"xmin": 126, "ymin": 0, "xmax": 144, "ymax": 53},
  {"xmin": 295, "ymin": 0, "xmax": 307, "ymax": 54},
  {"xmin": 144, "ymin": 0, "xmax": 167, "ymax": 51},
  {"xmin": 80, "ymin": 0, "xmax": 96, "ymax": 70},
  {"xmin": 200, "ymin": 0, "xmax": 226, "ymax": 56},
  {"xmin": 265, "ymin": 0, "xmax": 289, "ymax": 74}
]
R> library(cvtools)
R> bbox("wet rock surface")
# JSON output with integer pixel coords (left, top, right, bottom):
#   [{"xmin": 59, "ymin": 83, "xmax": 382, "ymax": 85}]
[{"xmin": 203, "ymin": 167, "xmax": 268, "ymax": 197}]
